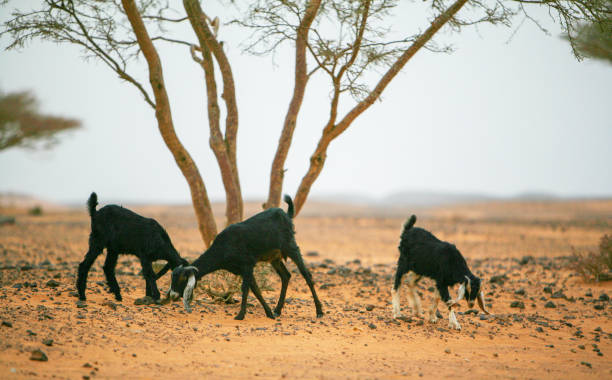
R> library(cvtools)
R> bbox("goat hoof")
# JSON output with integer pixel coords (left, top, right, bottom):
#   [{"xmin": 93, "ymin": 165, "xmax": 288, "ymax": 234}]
[
  {"xmin": 234, "ymin": 314, "xmax": 245, "ymax": 320},
  {"xmin": 448, "ymin": 321, "xmax": 461, "ymax": 330},
  {"xmin": 273, "ymin": 310, "xmax": 282, "ymax": 318},
  {"xmin": 266, "ymin": 313, "xmax": 275, "ymax": 320},
  {"xmin": 316, "ymin": 312, "xmax": 324, "ymax": 318},
  {"xmin": 134, "ymin": 296, "xmax": 155, "ymax": 305}
]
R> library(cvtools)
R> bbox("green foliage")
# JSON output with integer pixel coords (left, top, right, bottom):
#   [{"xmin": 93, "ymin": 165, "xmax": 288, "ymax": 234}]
[
  {"xmin": 151, "ymin": 261, "xmax": 167, "ymax": 273},
  {"xmin": 566, "ymin": 0, "xmax": 612, "ymax": 64},
  {"xmin": 27, "ymin": 206, "xmax": 43, "ymax": 216},
  {"xmin": 0, "ymin": 89, "xmax": 81, "ymax": 151},
  {"xmin": 571, "ymin": 234, "xmax": 612, "ymax": 282}
]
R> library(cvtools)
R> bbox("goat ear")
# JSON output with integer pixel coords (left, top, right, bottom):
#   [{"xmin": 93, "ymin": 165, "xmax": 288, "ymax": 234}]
[
  {"xmin": 182, "ymin": 273, "xmax": 196, "ymax": 313},
  {"xmin": 455, "ymin": 282, "xmax": 466, "ymax": 302},
  {"xmin": 477, "ymin": 290, "xmax": 490, "ymax": 315}
]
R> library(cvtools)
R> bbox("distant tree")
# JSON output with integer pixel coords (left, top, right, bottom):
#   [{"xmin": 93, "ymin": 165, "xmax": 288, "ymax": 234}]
[
  {"xmin": 566, "ymin": 0, "xmax": 612, "ymax": 64},
  {"xmin": 0, "ymin": 89, "xmax": 81, "ymax": 151},
  {"xmin": 1, "ymin": 0, "xmax": 608, "ymax": 246}
]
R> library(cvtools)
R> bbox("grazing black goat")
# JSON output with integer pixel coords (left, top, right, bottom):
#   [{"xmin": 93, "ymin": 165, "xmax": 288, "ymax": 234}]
[
  {"xmin": 392, "ymin": 215, "xmax": 489, "ymax": 330},
  {"xmin": 166, "ymin": 195, "xmax": 324, "ymax": 320},
  {"xmin": 77, "ymin": 192, "xmax": 188, "ymax": 302}
]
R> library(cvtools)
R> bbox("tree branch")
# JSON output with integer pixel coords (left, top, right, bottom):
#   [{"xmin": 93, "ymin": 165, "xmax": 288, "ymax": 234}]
[
  {"xmin": 293, "ymin": 0, "xmax": 471, "ymax": 215},
  {"xmin": 121, "ymin": 0, "xmax": 218, "ymax": 246},
  {"xmin": 183, "ymin": 0, "xmax": 243, "ymax": 223},
  {"xmin": 264, "ymin": 0, "xmax": 322, "ymax": 209}
]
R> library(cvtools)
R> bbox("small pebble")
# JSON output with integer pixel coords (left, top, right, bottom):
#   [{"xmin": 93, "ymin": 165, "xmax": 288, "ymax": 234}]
[{"xmin": 30, "ymin": 349, "xmax": 48, "ymax": 362}]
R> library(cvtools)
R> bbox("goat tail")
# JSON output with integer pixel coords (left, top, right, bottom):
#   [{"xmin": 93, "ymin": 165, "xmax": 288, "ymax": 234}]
[
  {"xmin": 87, "ymin": 192, "xmax": 98, "ymax": 220},
  {"xmin": 283, "ymin": 194, "xmax": 295, "ymax": 219},
  {"xmin": 404, "ymin": 214, "xmax": 417, "ymax": 230}
]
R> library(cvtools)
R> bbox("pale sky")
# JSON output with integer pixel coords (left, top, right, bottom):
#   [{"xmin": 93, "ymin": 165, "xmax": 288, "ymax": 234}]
[{"xmin": 1, "ymin": 2, "xmax": 611, "ymax": 204}]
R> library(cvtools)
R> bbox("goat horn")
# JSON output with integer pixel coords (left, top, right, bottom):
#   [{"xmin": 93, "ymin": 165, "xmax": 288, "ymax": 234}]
[
  {"xmin": 182, "ymin": 273, "xmax": 196, "ymax": 313},
  {"xmin": 477, "ymin": 290, "xmax": 490, "ymax": 315},
  {"xmin": 184, "ymin": 265, "xmax": 199, "ymax": 273}
]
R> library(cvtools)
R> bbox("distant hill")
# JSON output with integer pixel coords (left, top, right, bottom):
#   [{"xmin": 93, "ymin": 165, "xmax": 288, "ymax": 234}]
[
  {"xmin": 380, "ymin": 190, "xmax": 494, "ymax": 207},
  {"xmin": 313, "ymin": 190, "xmax": 496, "ymax": 208},
  {"xmin": 312, "ymin": 190, "xmax": 573, "ymax": 208},
  {"xmin": 511, "ymin": 192, "xmax": 559, "ymax": 201}
]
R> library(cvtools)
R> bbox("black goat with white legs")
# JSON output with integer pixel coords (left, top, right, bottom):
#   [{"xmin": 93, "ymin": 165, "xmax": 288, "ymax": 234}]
[
  {"xmin": 166, "ymin": 195, "xmax": 324, "ymax": 320},
  {"xmin": 77, "ymin": 192, "xmax": 188, "ymax": 302},
  {"xmin": 392, "ymin": 215, "xmax": 489, "ymax": 330}
]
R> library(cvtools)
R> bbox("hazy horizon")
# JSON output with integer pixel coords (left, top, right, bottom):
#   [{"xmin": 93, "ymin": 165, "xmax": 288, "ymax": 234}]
[{"xmin": 1, "ymin": 188, "xmax": 610, "ymax": 209}]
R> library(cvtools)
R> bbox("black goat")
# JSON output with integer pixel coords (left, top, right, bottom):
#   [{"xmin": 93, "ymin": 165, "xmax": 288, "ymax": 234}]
[
  {"xmin": 392, "ymin": 215, "xmax": 489, "ymax": 330},
  {"xmin": 166, "ymin": 195, "xmax": 324, "ymax": 320},
  {"xmin": 77, "ymin": 192, "xmax": 188, "ymax": 302}
]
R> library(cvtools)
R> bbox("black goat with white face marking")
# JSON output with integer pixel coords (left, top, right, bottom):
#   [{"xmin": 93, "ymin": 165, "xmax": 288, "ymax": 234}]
[
  {"xmin": 76, "ymin": 192, "xmax": 188, "ymax": 302},
  {"xmin": 166, "ymin": 195, "xmax": 324, "ymax": 320},
  {"xmin": 391, "ymin": 215, "xmax": 489, "ymax": 330}
]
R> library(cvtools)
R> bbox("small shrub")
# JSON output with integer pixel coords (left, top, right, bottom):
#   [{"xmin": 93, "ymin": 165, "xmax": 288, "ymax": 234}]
[
  {"xmin": 152, "ymin": 262, "xmax": 166, "ymax": 274},
  {"xmin": 28, "ymin": 206, "xmax": 43, "ymax": 216},
  {"xmin": 570, "ymin": 234, "xmax": 612, "ymax": 282},
  {"xmin": 197, "ymin": 262, "xmax": 274, "ymax": 303}
]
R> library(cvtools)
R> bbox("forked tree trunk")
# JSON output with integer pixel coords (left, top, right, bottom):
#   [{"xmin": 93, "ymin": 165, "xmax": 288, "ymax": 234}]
[
  {"xmin": 184, "ymin": 0, "xmax": 243, "ymax": 224},
  {"xmin": 293, "ymin": 0, "xmax": 470, "ymax": 215},
  {"xmin": 121, "ymin": 0, "xmax": 217, "ymax": 246},
  {"xmin": 264, "ymin": 0, "xmax": 322, "ymax": 209}
]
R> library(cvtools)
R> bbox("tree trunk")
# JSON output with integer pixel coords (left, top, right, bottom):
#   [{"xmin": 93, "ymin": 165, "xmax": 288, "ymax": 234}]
[
  {"xmin": 184, "ymin": 0, "xmax": 243, "ymax": 224},
  {"xmin": 264, "ymin": 0, "xmax": 322, "ymax": 209},
  {"xmin": 293, "ymin": 0, "xmax": 470, "ymax": 215},
  {"xmin": 121, "ymin": 0, "xmax": 217, "ymax": 246}
]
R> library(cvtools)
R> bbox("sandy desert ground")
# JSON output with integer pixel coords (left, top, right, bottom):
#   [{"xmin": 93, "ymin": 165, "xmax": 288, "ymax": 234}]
[{"xmin": 0, "ymin": 199, "xmax": 611, "ymax": 379}]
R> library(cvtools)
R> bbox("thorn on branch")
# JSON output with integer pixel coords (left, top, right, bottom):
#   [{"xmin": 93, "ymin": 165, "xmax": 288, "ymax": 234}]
[
  {"xmin": 202, "ymin": 12, "xmax": 220, "ymax": 38},
  {"xmin": 190, "ymin": 44, "xmax": 203, "ymax": 64}
]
